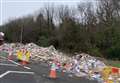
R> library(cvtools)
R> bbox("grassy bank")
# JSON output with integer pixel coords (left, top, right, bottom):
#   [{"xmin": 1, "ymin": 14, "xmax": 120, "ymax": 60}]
[{"xmin": 104, "ymin": 60, "xmax": 120, "ymax": 68}]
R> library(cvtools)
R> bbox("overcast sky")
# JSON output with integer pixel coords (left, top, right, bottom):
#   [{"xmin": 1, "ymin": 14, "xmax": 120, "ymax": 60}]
[{"xmin": 0, "ymin": 0, "xmax": 97, "ymax": 25}]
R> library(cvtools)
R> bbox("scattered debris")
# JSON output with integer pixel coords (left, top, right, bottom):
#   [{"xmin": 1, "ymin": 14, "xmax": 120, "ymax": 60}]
[{"xmin": 0, "ymin": 43, "xmax": 119, "ymax": 83}]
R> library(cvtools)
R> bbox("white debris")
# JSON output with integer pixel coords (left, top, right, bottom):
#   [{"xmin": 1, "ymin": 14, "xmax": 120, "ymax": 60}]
[{"xmin": 0, "ymin": 43, "xmax": 107, "ymax": 80}]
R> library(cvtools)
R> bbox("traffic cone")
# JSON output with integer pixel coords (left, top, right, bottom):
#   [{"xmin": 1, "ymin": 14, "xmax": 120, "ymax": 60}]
[
  {"xmin": 49, "ymin": 63, "xmax": 57, "ymax": 79},
  {"xmin": 49, "ymin": 69, "xmax": 57, "ymax": 79},
  {"xmin": 21, "ymin": 60, "xmax": 27, "ymax": 65}
]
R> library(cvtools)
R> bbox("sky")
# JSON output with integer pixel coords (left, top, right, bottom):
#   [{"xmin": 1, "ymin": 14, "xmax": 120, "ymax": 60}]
[{"xmin": 0, "ymin": 0, "xmax": 97, "ymax": 25}]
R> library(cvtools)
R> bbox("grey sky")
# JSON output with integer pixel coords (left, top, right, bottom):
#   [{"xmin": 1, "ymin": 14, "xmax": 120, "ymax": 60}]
[{"xmin": 0, "ymin": 0, "xmax": 96, "ymax": 25}]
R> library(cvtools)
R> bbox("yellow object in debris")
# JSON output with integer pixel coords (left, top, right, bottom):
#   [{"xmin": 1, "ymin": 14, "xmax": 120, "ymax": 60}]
[
  {"xmin": 102, "ymin": 67, "xmax": 112, "ymax": 81},
  {"xmin": 26, "ymin": 51, "xmax": 30, "ymax": 62},
  {"xmin": 17, "ymin": 50, "xmax": 22, "ymax": 60},
  {"xmin": 106, "ymin": 80, "xmax": 114, "ymax": 83}
]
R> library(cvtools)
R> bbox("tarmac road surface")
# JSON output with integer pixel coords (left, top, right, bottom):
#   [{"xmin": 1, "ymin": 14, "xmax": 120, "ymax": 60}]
[{"xmin": 0, "ymin": 56, "xmax": 98, "ymax": 83}]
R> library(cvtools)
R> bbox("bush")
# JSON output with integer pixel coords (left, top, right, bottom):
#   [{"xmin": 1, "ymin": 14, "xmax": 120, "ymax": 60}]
[
  {"xmin": 37, "ymin": 36, "xmax": 50, "ymax": 47},
  {"xmin": 88, "ymin": 48, "xmax": 102, "ymax": 57},
  {"xmin": 107, "ymin": 45, "xmax": 120, "ymax": 60}
]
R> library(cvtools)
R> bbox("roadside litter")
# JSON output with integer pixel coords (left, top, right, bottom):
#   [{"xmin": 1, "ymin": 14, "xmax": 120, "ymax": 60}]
[{"xmin": 0, "ymin": 43, "xmax": 119, "ymax": 83}]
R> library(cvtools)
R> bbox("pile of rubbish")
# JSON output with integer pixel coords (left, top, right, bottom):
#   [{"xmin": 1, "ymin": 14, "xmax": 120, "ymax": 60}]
[
  {"xmin": 0, "ymin": 43, "xmax": 70, "ymax": 62},
  {"xmin": 0, "ymin": 43, "xmax": 119, "ymax": 83},
  {"xmin": 22, "ymin": 43, "xmax": 70, "ymax": 62}
]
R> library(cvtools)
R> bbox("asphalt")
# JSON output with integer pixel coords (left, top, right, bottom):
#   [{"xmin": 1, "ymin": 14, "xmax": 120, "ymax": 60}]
[
  {"xmin": 0, "ymin": 73, "xmax": 36, "ymax": 83},
  {"xmin": 0, "ymin": 56, "xmax": 98, "ymax": 83}
]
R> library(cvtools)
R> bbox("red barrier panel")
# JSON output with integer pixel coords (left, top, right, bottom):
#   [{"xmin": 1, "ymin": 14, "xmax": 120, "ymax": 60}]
[{"xmin": 111, "ymin": 67, "xmax": 119, "ymax": 74}]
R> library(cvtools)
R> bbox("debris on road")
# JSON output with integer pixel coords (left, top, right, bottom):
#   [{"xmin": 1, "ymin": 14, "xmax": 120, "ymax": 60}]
[{"xmin": 0, "ymin": 43, "xmax": 120, "ymax": 83}]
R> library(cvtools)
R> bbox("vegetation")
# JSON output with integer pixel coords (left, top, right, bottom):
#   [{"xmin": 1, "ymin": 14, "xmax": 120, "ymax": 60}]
[{"xmin": 0, "ymin": 0, "xmax": 120, "ymax": 60}]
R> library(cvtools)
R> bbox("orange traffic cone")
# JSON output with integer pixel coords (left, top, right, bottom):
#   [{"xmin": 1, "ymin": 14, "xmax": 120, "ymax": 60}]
[
  {"xmin": 49, "ymin": 63, "xmax": 57, "ymax": 79},
  {"xmin": 21, "ymin": 60, "xmax": 27, "ymax": 65},
  {"xmin": 49, "ymin": 69, "xmax": 57, "ymax": 79}
]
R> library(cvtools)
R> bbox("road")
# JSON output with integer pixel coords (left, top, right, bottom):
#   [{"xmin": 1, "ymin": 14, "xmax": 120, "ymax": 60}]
[{"xmin": 0, "ymin": 56, "xmax": 98, "ymax": 83}]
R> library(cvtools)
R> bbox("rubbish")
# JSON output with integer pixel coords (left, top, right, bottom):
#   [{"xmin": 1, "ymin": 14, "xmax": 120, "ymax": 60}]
[
  {"xmin": 118, "ymin": 78, "xmax": 120, "ymax": 82},
  {"xmin": 101, "ymin": 67, "xmax": 111, "ymax": 82},
  {"xmin": 111, "ymin": 67, "xmax": 119, "ymax": 74},
  {"xmin": 1, "ymin": 43, "xmax": 115, "ymax": 82},
  {"xmin": 75, "ymin": 71, "xmax": 88, "ymax": 77},
  {"xmin": 90, "ymin": 72, "xmax": 104, "ymax": 83},
  {"xmin": 91, "ymin": 72, "xmax": 101, "ymax": 79},
  {"xmin": 7, "ymin": 48, "xmax": 13, "ymax": 60}
]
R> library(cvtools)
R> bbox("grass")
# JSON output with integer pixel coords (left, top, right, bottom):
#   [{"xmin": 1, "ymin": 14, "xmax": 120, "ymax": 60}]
[{"xmin": 104, "ymin": 60, "xmax": 120, "ymax": 68}]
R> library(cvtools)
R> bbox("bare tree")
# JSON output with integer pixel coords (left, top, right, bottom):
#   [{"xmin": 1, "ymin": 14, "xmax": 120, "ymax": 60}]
[
  {"xmin": 57, "ymin": 5, "xmax": 76, "ymax": 24},
  {"xmin": 78, "ymin": 2, "xmax": 97, "ymax": 32},
  {"xmin": 96, "ymin": 0, "xmax": 120, "ymax": 26},
  {"xmin": 42, "ymin": 4, "xmax": 55, "ymax": 30}
]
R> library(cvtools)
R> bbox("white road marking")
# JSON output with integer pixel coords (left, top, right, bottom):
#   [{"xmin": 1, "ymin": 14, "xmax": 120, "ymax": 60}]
[
  {"xmin": 0, "ymin": 71, "xmax": 34, "ymax": 78},
  {"xmin": 0, "ymin": 56, "xmax": 31, "ymax": 70},
  {"xmin": 0, "ymin": 71, "xmax": 10, "ymax": 78},
  {"xmin": 23, "ymin": 66, "xmax": 31, "ymax": 69},
  {"xmin": 9, "ymin": 59, "xmax": 21, "ymax": 65},
  {"xmin": 0, "ymin": 63, "xmax": 17, "ymax": 67},
  {"xmin": 8, "ymin": 71, "xmax": 34, "ymax": 74}
]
